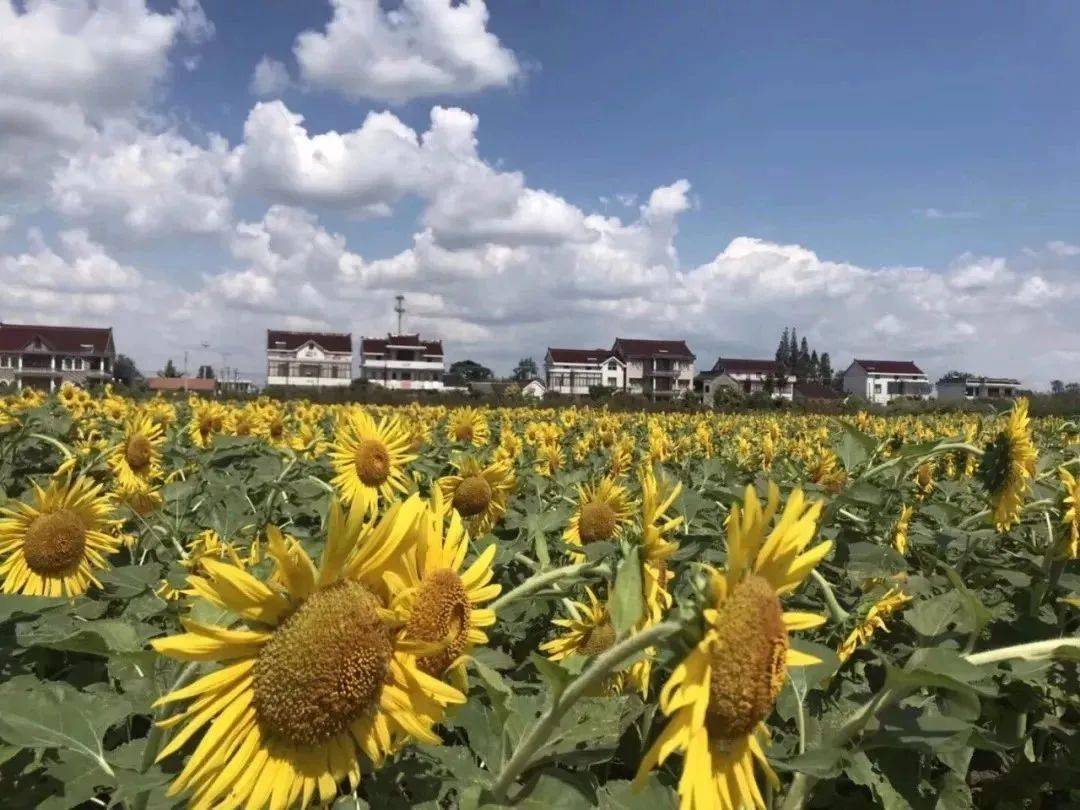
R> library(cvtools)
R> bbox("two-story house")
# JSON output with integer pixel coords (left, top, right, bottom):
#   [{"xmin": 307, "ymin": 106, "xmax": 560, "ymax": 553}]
[
  {"xmin": 936, "ymin": 374, "xmax": 1022, "ymax": 401},
  {"xmin": 265, "ymin": 330, "xmax": 352, "ymax": 388},
  {"xmin": 611, "ymin": 338, "xmax": 695, "ymax": 400},
  {"xmin": 0, "ymin": 323, "xmax": 115, "ymax": 391},
  {"xmin": 544, "ymin": 348, "xmax": 625, "ymax": 395},
  {"xmin": 699, "ymin": 358, "xmax": 794, "ymax": 404},
  {"xmin": 842, "ymin": 359, "xmax": 932, "ymax": 405},
  {"xmin": 358, "ymin": 333, "xmax": 445, "ymax": 390}
]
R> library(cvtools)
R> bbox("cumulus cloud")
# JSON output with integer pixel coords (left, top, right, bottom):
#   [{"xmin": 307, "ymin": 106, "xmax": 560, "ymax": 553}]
[
  {"xmin": 250, "ymin": 56, "xmax": 292, "ymax": 97},
  {"xmin": 0, "ymin": 0, "xmax": 212, "ymax": 196},
  {"xmin": 49, "ymin": 125, "xmax": 233, "ymax": 237},
  {"xmin": 293, "ymin": 0, "xmax": 520, "ymax": 103}
]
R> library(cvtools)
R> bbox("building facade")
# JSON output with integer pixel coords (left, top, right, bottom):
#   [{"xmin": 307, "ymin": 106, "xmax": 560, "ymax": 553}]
[
  {"xmin": 544, "ymin": 348, "xmax": 625, "ymax": 395},
  {"xmin": 700, "ymin": 358, "xmax": 794, "ymax": 403},
  {"xmin": 265, "ymin": 330, "xmax": 352, "ymax": 388},
  {"xmin": 936, "ymin": 375, "xmax": 1022, "ymax": 401},
  {"xmin": 358, "ymin": 334, "xmax": 445, "ymax": 390},
  {"xmin": 611, "ymin": 338, "xmax": 695, "ymax": 400},
  {"xmin": 842, "ymin": 359, "xmax": 932, "ymax": 405},
  {"xmin": 0, "ymin": 323, "xmax": 115, "ymax": 391}
]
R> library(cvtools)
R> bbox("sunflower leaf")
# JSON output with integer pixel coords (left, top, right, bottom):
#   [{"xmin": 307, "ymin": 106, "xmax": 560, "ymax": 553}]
[{"xmin": 610, "ymin": 545, "xmax": 643, "ymax": 637}]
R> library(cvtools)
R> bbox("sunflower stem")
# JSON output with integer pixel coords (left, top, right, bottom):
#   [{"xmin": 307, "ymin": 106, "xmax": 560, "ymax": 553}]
[
  {"xmin": 810, "ymin": 569, "xmax": 850, "ymax": 622},
  {"xmin": 780, "ymin": 636, "xmax": 1080, "ymax": 810},
  {"xmin": 489, "ymin": 620, "xmax": 681, "ymax": 801},
  {"xmin": 131, "ymin": 661, "xmax": 200, "ymax": 810},
  {"xmin": 859, "ymin": 442, "xmax": 984, "ymax": 482},
  {"xmin": 489, "ymin": 561, "xmax": 610, "ymax": 614}
]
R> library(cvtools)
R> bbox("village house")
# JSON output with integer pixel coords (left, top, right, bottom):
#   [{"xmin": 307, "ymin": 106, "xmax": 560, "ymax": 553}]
[
  {"xmin": 0, "ymin": 323, "xmax": 115, "ymax": 391},
  {"xmin": 544, "ymin": 348, "xmax": 625, "ymax": 395},
  {"xmin": 698, "ymin": 358, "xmax": 794, "ymax": 405},
  {"xmin": 936, "ymin": 374, "xmax": 1022, "ymax": 401},
  {"xmin": 358, "ymin": 333, "xmax": 445, "ymax": 391},
  {"xmin": 611, "ymin": 338, "xmax": 695, "ymax": 400},
  {"xmin": 842, "ymin": 359, "xmax": 932, "ymax": 405},
  {"xmin": 265, "ymin": 330, "xmax": 352, "ymax": 388}
]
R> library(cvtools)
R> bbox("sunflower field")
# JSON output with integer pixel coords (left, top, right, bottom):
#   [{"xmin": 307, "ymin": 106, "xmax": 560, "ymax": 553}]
[{"xmin": 0, "ymin": 385, "xmax": 1077, "ymax": 810}]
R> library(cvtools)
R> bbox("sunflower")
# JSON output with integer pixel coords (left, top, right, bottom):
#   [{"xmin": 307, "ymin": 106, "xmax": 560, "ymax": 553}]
[
  {"xmin": 533, "ymin": 440, "xmax": 564, "ymax": 478},
  {"xmin": 977, "ymin": 398, "xmax": 1038, "ymax": 531},
  {"xmin": 892, "ymin": 504, "xmax": 914, "ymax": 555},
  {"xmin": 329, "ymin": 409, "xmax": 416, "ymax": 516},
  {"xmin": 187, "ymin": 400, "xmax": 227, "ymax": 449},
  {"xmin": 540, "ymin": 587, "xmax": 627, "ymax": 695},
  {"xmin": 564, "ymin": 477, "xmax": 635, "ymax": 560},
  {"xmin": 1057, "ymin": 466, "xmax": 1080, "ymax": 559},
  {"xmin": 0, "ymin": 476, "xmax": 122, "ymax": 597},
  {"xmin": 437, "ymin": 455, "xmax": 516, "ymax": 537},
  {"xmin": 447, "ymin": 407, "xmax": 491, "ymax": 447},
  {"xmin": 836, "ymin": 586, "xmax": 911, "ymax": 664},
  {"xmin": 635, "ymin": 483, "xmax": 831, "ymax": 810},
  {"xmin": 150, "ymin": 495, "xmax": 464, "ymax": 809},
  {"xmin": 389, "ymin": 493, "xmax": 500, "ymax": 700},
  {"xmin": 108, "ymin": 411, "xmax": 165, "ymax": 491}
]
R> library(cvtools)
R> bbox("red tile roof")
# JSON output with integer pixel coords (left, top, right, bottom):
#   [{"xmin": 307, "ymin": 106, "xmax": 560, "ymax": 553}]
[
  {"xmin": 266, "ymin": 330, "xmax": 352, "ymax": 353},
  {"xmin": 361, "ymin": 334, "xmax": 443, "ymax": 356},
  {"xmin": 612, "ymin": 338, "xmax": 694, "ymax": 359},
  {"xmin": 547, "ymin": 347, "xmax": 618, "ymax": 364},
  {"xmin": 711, "ymin": 357, "xmax": 779, "ymax": 375},
  {"xmin": 854, "ymin": 359, "xmax": 925, "ymax": 375},
  {"xmin": 148, "ymin": 377, "xmax": 217, "ymax": 393},
  {"xmin": 0, "ymin": 323, "xmax": 113, "ymax": 353}
]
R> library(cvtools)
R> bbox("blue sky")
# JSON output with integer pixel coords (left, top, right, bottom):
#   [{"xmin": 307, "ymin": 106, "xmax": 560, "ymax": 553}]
[{"xmin": 1, "ymin": 1, "xmax": 1079, "ymax": 384}]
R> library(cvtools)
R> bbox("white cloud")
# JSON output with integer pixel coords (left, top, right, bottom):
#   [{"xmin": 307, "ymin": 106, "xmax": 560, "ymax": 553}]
[
  {"xmin": 1046, "ymin": 240, "xmax": 1080, "ymax": 257},
  {"xmin": 917, "ymin": 207, "xmax": 979, "ymax": 220},
  {"xmin": 250, "ymin": 56, "xmax": 292, "ymax": 97},
  {"xmin": 0, "ymin": 214, "xmax": 11, "ymax": 233},
  {"xmin": 49, "ymin": 124, "xmax": 232, "ymax": 237},
  {"xmin": 0, "ymin": 0, "xmax": 212, "ymax": 196},
  {"xmin": 293, "ymin": 0, "xmax": 520, "ymax": 103}
]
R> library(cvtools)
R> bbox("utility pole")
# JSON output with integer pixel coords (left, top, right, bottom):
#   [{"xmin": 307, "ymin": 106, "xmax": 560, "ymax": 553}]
[{"xmin": 395, "ymin": 295, "xmax": 405, "ymax": 335}]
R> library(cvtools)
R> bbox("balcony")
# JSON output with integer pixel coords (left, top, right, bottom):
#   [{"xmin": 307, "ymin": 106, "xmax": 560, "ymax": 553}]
[{"xmin": 363, "ymin": 359, "xmax": 444, "ymax": 371}]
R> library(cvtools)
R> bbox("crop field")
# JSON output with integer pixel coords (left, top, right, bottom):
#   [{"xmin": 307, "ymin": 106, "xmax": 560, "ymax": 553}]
[{"xmin": 0, "ymin": 386, "xmax": 1077, "ymax": 810}]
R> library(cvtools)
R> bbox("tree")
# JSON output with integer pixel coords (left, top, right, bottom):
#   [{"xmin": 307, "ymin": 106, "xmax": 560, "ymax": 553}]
[
  {"xmin": 159, "ymin": 359, "xmax": 181, "ymax": 378},
  {"xmin": 797, "ymin": 337, "xmax": 811, "ymax": 380},
  {"xmin": 788, "ymin": 328, "xmax": 799, "ymax": 373},
  {"xmin": 775, "ymin": 328, "xmax": 791, "ymax": 374},
  {"xmin": 1051, "ymin": 379, "xmax": 1066, "ymax": 395},
  {"xmin": 512, "ymin": 357, "xmax": 538, "ymax": 382},
  {"xmin": 197, "ymin": 365, "xmax": 215, "ymax": 379},
  {"xmin": 809, "ymin": 349, "xmax": 819, "ymax": 381},
  {"xmin": 450, "ymin": 359, "xmax": 493, "ymax": 382},
  {"xmin": 113, "ymin": 354, "xmax": 142, "ymax": 386},
  {"xmin": 819, "ymin": 352, "xmax": 833, "ymax": 385}
]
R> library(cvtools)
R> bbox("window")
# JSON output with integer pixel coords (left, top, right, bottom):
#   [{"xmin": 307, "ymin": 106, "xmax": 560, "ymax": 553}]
[
  {"xmin": 0, "ymin": 356, "xmax": 8, "ymax": 368},
  {"xmin": 874, "ymin": 383, "xmax": 883, "ymax": 394},
  {"xmin": 62, "ymin": 357, "xmax": 73, "ymax": 370},
  {"xmin": 299, "ymin": 364, "xmax": 320, "ymax": 378},
  {"xmin": 401, "ymin": 372, "xmax": 411, "ymax": 380},
  {"xmin": 606, "ymin": 377, "xmax": 616, "ymax": 387},
  {"xmin": 743, "ymin": 380, "xmax": 752, "ymax": 394},
  {"xmin": 277, "ymin": 364, "xmax": 289, "ymax": 377}
]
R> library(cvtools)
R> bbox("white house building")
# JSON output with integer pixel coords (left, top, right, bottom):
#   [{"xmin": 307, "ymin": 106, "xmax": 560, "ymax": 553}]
[
  {"xmin": 545, "ymin": 348, "xmax": 625, "ymax": 395},
  {"xmin": 700, "ymin": 358, "xmax": 794, "ymax": 403},
  {"xmin": 842, "ymin": 359, "xmax": 932, "ymax": 405},
  {"xmin": 266, "ymin": 330, "xmax": 352, "ymax": 388},
  {"xmin": 358, "ymin": 333, "xmax": 445, "ymax": 390},
  {"xmin": 936, "ymin": 375, "xmax": 1022, "ymax": 401},
  {"xmin": 612, "ymin": 338, "xmax": 695, "ymax": 400},
  {"xmin": 0, "ymin": 323, "xmax": 115, "ymax": 391}
]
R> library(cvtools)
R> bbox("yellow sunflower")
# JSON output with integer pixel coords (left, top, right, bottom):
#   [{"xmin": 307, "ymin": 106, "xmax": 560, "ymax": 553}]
[
  {"xmin": 107, "ymin": 411, "xmax": 165, "ymax": 491},
  {"xmin": 389, "ymin": 493, "xmax": 500, "ymax": 700},
  {"xmin": 977, "ymin": 397, "xmax": 1038, "ymax": 531},
  {"xmin": 892, "ymin": 504, "xmax": 914, "ymax": 555},
  {"xmin": 533, "ymin": 440, "xmax": 564, "ymax": 478},
  {"xmin": 437, "ymin": 455, "xmax": 516, "ymax": 537},
  {"xmin": 635, "ymin": 483, "xmax": 831, "ymax": 810},
  {"xmin": 1057, "ymin": 466, "xmax": 1080, "ymax": 559},
  {"xmin": 564, "ymin": 477, "xmax": 636, "ymax": 560},
  {"xmin": 150, "ymin": 495, "xmax": 464, "ymax": 809},
  {"xmin": 836, "ymin": 586, "xmax": 911, "ymax": 664},
  {"xmin": 447, "ymin": 407, "xmax": 491, "ymax": 447},
  {"xmin": 329, "ymin": 409, "xmax": 417, "ymax": 516},
  {"xmin": 0, "ymin": 476, "xmax": 122, "ymax": 597},
  {"xmin": 187, "ymin": 400, "xmax": 227, "ymax": 449},
  {"xmin": 540, "ymin": 587, "xmax": 627, "ymax": 695}
]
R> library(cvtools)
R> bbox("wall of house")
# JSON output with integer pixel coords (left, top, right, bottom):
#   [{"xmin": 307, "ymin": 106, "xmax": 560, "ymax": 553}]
[{"xmin": 842, "ymin": 367, "xmax": 870, "ymax": 400}]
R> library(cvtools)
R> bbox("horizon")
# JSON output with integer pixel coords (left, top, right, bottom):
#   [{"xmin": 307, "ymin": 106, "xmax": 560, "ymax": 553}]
[{"xmin": 2, "ymin": 2, "xmax": 1079, "ymax": 388}]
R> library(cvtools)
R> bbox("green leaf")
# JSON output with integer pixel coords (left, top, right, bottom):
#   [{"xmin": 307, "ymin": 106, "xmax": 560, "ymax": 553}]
[
  {"xmin": 598, "ymin": 777, "xmax": 676, "ymax": 810},
  {"xmin": 98, "ymin": 564, "xmax": 161, "ymax": 598},
  {"xmin": 886, "ymin": 648, "xmax": 997, "ymax": 697},
  {"xmin": 0, "ymin": 594, "xmax": 66, "ymax": 623},
  {"xmin": 610, "ymin": 545, "xmax": 643, "ymax": 636},
  {"xmin": 0, "ymin": 676, "xmax": 130, "ymax": 778},
  {"xmin": 905, "ymin": 591, "xmax": 966, "ymax": 638},
  {"xmin": 835, "ymin": 423, "xmax": 877, "ymax": 470},
  {"xmin": 16, "ymin": 613, "xmax": 155, "ymax": 656}
]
